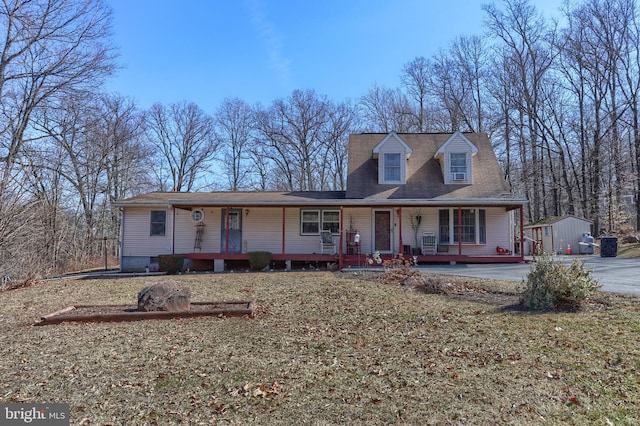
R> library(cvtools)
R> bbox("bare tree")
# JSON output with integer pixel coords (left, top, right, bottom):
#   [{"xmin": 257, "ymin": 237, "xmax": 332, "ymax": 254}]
[
  {"xmin": 95, "ymin": 93, "xmax": 150, "ymax": 257},
  {"xmin": 558, "ymin": 0, "xmax": 635, "ymax": 233},
  {"xmin": 359, "ymin": 85, "xmax": 414, "ymax": 132},
  {"xmin": 484, "ymin": 0, "xmax": 556, "ymax": 222},
  {"xmin": 145, "ymin": 101, "xmax": 218, "ymax": 192},
  {"xmin": 34, "ymin": 96, "xmax": 109, "ymax": 259},
  {"xmin": 320, "ymin": 101, "xmax": 359, "ymax": 190},
  {"xmin": 214, "ymin": 97, "xmax": 254, "ymax": 191},
  {"xmin": 616, "ymin": 0, "xmax": 640, "ymax": 229},
  {"xmin": 96, "ymin": 94, "xmax": 151, "ymax": 202},
  {"xmin": 254, "ymin": 90, "xmax": 331, "ymax": 191},
  {"xmin": 0, "ymin": 0, "xmax": 115, "ymax": 281},
  {"xmin": 246, "ymin": 143, "xmax": 273, "ymax": 191},
  {"xmin": 450, "ymin": 35, "xmax": 491, "ymax": 133},
  {"xmin": 401, "ymin": 56, "xmax": 431, "ymax": 132},
  {"xmin": 428, "ymin": 49, "xmax": 470, "ymax": 132}
]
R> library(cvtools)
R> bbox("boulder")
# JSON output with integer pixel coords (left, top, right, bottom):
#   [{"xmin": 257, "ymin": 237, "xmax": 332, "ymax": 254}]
[{"xmin": 137, "ymin": 280, "xmax": 191, "ymax": 312}]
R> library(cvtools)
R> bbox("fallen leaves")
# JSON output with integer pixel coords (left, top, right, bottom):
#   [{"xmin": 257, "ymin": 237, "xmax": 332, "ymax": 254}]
[
  {"xmin": 1, "ymin": 272, "xmax": 639, "ymax": 424},
  {"xmin": 231, "ymin": 382, "xmax": 282, "ymax": 399}
]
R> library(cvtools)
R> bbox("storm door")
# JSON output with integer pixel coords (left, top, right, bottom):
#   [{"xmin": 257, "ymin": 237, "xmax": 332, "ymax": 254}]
[
  {"xmin": 220, "ymin": 208, "xmax": 242, "ymax": 253},
  {"xmin": 374, "ymin": 210, "xmax": 392, "ymax": 252}
]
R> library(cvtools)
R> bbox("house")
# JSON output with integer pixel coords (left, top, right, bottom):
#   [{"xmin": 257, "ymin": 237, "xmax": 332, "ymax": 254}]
[
  {"xmin": 116, "ymin": 132, "xmax": 528, "ymax": 272},
  {"xmin": 524, "ymin": 215, "xmax": 593, "ymax": 255}
]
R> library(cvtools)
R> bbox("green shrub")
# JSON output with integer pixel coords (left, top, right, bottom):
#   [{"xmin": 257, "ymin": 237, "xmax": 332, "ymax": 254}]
[
  {"xmin": 247, "ymin": 251, "xmax": 272, "ymax": 271},
  {"xmin": 158, "ymin": 254, "xmax": 184, "ymax": 275},
  {"xmin": 521, "ymin": 254, "xmax": 601, "ymax": 309}
]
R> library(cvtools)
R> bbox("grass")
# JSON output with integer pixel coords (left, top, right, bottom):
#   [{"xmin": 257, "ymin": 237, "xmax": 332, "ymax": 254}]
[
  {"xmin": 617, "ymin": 242, "xmax": 640, "ymax": 258},
  {"xmin": 1, "ymin": 271, "xmax": 639, "ymax": 425}
]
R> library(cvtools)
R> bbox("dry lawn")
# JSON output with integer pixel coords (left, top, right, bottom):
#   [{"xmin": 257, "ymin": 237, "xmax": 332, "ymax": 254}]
[
  {"xmin": 618, "ymin": 243, "xmax": 640, "ymax": 258},
  {"xmin": 1, "ymin": 271, "xmax": 639, "ymax": 425}
]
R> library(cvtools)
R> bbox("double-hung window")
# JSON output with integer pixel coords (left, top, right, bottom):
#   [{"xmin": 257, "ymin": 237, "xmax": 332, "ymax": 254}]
[
  {"xmin": 438, "ymin": 208, "xmax": 486, "ymax": 244},
  {"xmin": 301, "ymin": 209, "xmax": 340, "ymax": 235},
  {"xmin": 150, "ymin": 210, "xmax": 167, "ymax": 236},
  {"xmin": 383, "ymin": 153, "xmax": 401, "ymax": 182},
  {"xmin": 301, "ymin": 210, "xmax": 320, "ymax": 234},
  {"xmin": 450, "ymin": 153, "xmax": 467, "ymax": 181},
  {"xmin": 322, "ymin": 210, "xmax": 340, "ymax": 233}
]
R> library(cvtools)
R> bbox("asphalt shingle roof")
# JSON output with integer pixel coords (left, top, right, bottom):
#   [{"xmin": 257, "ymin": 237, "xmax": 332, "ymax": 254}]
[
  {"xmin": 117, "ymin": 132, "xmax": 522, "ymax": 207},
  {"xmin": 345, "ymin": 132, "xmax": 511, "ymax": 200}
]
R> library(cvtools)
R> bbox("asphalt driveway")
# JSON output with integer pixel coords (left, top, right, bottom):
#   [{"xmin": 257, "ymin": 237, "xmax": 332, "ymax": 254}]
[{"xmin": 419, "ymin": 255, "xmax": 640, "ymax": 296}]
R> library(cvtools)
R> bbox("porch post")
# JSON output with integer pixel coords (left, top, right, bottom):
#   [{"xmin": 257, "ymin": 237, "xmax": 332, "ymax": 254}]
[
  {"xmin": 520, "ymin": 205, "xmax": 525, "ymax": 260},
  {"xmin": 339, "ymin": 207, "xmax": 344, "ymax": 269},
  {"xmin": 225, "ymin": 207, "xmax": 230, "ymax": 254},
  {"xmin": 457, "ymin": 206, "xmax": 462, "ymax": 255},
  {"xmin": 172, "ymin": 206, "xmax": 176, "ymax": 254},
  {"xmin": 398, "ymin": 207, "xmax": 403, "ymax": 255},
  {"xmin": 281, "ymin": 207, "xmax": 286, "ymax": 255}
]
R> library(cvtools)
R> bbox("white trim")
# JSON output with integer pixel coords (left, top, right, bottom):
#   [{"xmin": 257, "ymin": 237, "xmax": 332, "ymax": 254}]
[
  {"xmin": 382, "ymin": 152, "xmax": 403, "ymax": 183},
  {"xmin": 434, "ymin": 131, "xmax": 479, "ymax": 160},
  {"xmin": 300, "ymin": 208, "xmax": 340, "ymax": 235},
  {"xmin": 190, "ymin": 208, "xmax": 205, "ymax": 223},
  {"xmin": 372, "ymin": 132, "xmax": 412, "ymax": 159}
]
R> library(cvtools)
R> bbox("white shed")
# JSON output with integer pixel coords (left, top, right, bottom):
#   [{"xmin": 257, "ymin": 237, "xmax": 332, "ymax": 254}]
[{"xmin": 524, "ymin": 216, "xmax": 593, "ymax": 255}]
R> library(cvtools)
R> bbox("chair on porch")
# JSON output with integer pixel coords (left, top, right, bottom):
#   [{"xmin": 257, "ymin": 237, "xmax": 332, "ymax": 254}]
[
  {"xmin": 422, "ymin": 232, "xmax": 437, "ymax": 255},
  {"xmin": 320, "ymin": 230, "xmax": 337, "ymax": 255}
]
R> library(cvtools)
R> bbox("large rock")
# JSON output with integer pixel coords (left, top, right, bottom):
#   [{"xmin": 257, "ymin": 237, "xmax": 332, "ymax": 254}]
[{"xmin": 137, "ymin": 280, "xmax": 191, "ymax": 312}]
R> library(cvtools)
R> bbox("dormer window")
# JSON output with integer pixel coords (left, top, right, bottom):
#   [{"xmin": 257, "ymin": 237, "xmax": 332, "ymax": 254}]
[
  {"xmin": 450, "ymin": 153, "xmax": 467, "ymax": 182},
  {"xmin": 373, "ymin": 132, "xmax": 412, "ymax": 185},
  {"xmin": 384, "ymin": 153, "xmax": 401, "ymax": 182},
  {"xmin": 434, "ymin": 131, "xmax": 478, "ymax": 184}
]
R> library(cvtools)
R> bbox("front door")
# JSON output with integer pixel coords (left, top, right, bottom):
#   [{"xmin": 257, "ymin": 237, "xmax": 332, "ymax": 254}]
[
  {"xmin": 221, "ymin": 208, "xmax": 242, "ymax": 253},
  {"xmin": 374, "ymin": 210, "xmax": 392, "ymax": 252}
]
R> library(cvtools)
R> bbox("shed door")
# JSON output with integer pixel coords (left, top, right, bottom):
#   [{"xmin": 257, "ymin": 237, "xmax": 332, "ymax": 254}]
[{"xmin": 374, "ymin": 210, "xmax": 392, "ymax": 252}]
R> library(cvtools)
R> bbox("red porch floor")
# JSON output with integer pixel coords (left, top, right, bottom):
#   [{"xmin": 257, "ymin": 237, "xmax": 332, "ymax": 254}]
[{"xmin": 184, "ymin": 252, "xmax": 525, "ymax": 269}]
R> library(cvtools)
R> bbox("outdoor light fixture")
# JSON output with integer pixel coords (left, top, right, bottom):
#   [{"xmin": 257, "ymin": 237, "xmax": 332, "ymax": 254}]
[{"xmin": 245, "ymin": 209, "xmax": 250, "ymax": 217}]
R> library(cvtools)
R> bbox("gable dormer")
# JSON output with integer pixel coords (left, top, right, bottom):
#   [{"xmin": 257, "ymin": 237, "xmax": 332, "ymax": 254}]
[
  {"xmin": 434, "ymin": 131, "xmax": 478, "ymax": 184},
  {"xmin": 372, "ymin": 132, "xmax": 412, "ymax": 185}
]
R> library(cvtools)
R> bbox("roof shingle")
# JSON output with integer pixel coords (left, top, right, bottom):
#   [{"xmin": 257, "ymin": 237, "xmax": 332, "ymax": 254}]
[{"xmin": 345, "ymin": 132, "xmax": 511, "ymax": 200}]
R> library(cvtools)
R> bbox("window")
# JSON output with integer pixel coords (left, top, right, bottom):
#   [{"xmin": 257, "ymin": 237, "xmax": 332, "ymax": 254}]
[
  {"xmin": 438, "ymin": 208, "xmax": 486, "ymax": 244},
  {"xmin": 190, "ymin": 209, "xmax": 204, "ymax": 223},
  {"xmin": 301, "ymin": 209, "xmax": 340, "ymax": 235},
  {"xmin": 450, "ymin": 153, "xmax": 467, "ymax": 181},
  {"xmin": 384, "ymin": 153, "xmax": 401, "ymax": 182},
  {"xmin": 479, "ymin": 209, "xmax": 486, "ymax": 243},
  {"xmin": 439, "ymin": 210, "xmax": 450, "ymax": 244},
  {"xmin": 322, "ymin": 210, "xmax": 340, "ymax": 233},
  {"xmin": 454, "ymin": 209, "xmax": 476, "ymax": 243},
  {"xmin": 150, "ymin": 210, "xmax": 166, "ymax": 236},
  {"xmin": 450, "ymin": 153, "xmax": 467, "ymax": 173},
  {"xmin": 228, "ymin": 211, "xmax": 240, "ymax": 230},
  {"xmin": 301, "ymin": 210, "xmax": 320, "ymax": 234}
]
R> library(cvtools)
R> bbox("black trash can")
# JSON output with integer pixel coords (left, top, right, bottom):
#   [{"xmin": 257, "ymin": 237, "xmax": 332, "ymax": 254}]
[{"xmin": 600, "ymin": 237, "xmax": 618, "ymax": 257}]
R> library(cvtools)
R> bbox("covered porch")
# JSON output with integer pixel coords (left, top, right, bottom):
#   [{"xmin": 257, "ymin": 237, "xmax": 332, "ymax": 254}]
[{"xmin": 175, "ymin": 201, "xmax": 526, "ymax": 271}]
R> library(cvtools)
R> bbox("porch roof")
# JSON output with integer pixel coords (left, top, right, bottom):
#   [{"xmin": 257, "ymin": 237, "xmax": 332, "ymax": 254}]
[{"xmin": 116, "ymin": 191, "xmax": 527, "ymax": 209}]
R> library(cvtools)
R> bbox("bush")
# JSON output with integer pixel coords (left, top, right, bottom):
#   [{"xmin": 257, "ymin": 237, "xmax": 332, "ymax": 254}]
[
  {"xmin": 247, "ymin": 251, "xmax": 272, "ymax": 271},
  {"xmin": 158, "ymin": 254, "xmax": 185, "ymax": 275},
  {"xmin": 521, "ymin": 254, "xmax": 601, "ymax": 309}
]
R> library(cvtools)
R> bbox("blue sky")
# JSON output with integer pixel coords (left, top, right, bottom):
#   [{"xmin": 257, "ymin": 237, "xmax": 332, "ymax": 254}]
[{"xmin": 105, "ymin": 0, "xmax": 562, "ymax": 114}]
